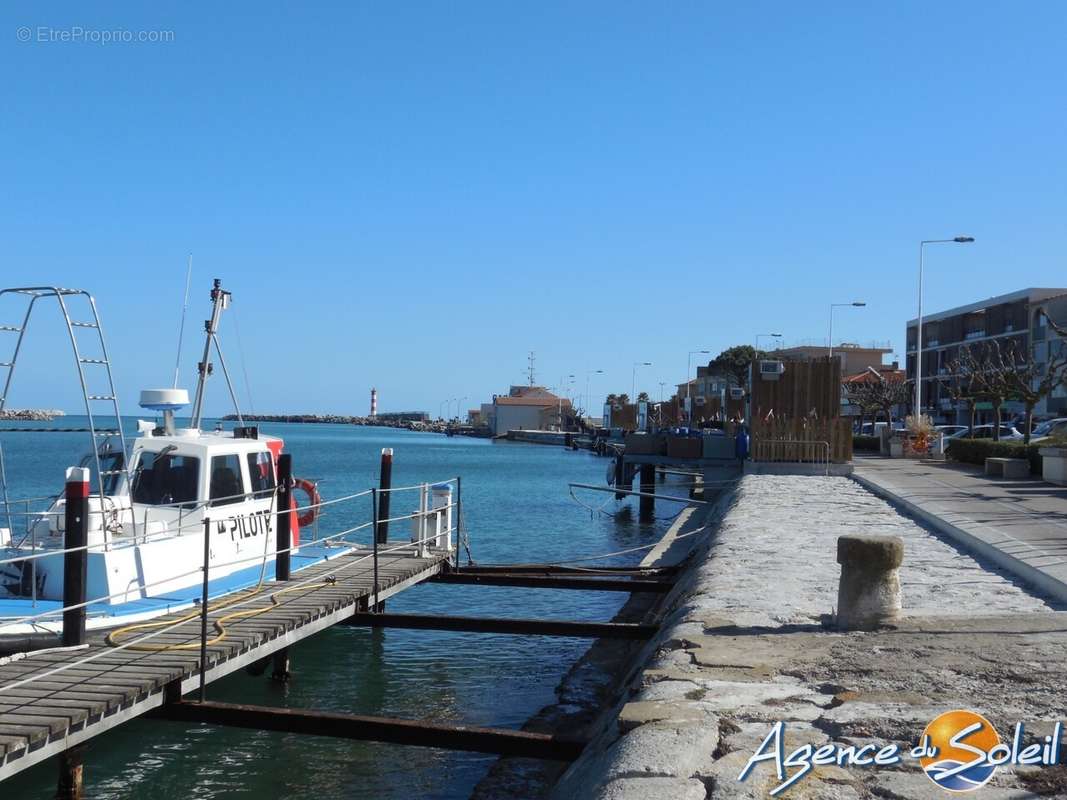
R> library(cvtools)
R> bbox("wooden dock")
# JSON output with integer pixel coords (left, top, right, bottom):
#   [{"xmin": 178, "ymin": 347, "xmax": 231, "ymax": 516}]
[{"xmin": 0, "ymin": 545, "xmax": 450, "ymax": 782}]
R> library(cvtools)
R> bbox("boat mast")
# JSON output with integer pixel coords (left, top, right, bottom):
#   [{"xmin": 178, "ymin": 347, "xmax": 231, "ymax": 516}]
[{"xmin": 189, "ymin": 279, "xmax": 231, "ymax": 430}]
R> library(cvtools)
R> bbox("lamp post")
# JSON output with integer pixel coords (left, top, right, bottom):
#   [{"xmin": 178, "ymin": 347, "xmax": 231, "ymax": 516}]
[
  {"xmin": 585, "ymin": 369, "xmax": 603, "ymax": 416},
  {"xmin": 828, "ymin": 303, "xmax": 865, "ymax": 416},
  {"xmin": 754, "ymin": 334, "xmax": 782, "ymax": 352},
  {"xmin": 453, "ymin": 396, "xmax": 467, "ymax": 421},
  {"xmin": 915, "ymin": 237, "xmax": 975, "ymax": 418},
  {"xmin": 685, "ymin": 350, "xmax": 711, "ymax": 422},
  {"xmin": 828, "ymin": 303, "xmax": 866, "ymax": 365},
  {"xmin": 558, "ymin": 374, "xmax": 574, "ymax": 430},
  {"xmin": 438, "ymin": 399, "xmax": 449, "ymax": 420},
  {"xmin": 632, "ymin": 362, "xmax": 651, "ymax": 401}
]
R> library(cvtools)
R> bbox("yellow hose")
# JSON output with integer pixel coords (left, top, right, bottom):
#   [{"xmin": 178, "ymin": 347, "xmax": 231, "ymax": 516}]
[{"xmin": 105, "ymin": 578, "xmax": 336, "ymax": 651}]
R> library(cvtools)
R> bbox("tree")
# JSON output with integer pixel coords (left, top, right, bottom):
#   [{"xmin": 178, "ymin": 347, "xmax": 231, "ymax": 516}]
[
  {"xmin": 636, "ymin": 391, "xmax": 649, "ymax": 402},
  {"xmin": 1000, "ymin": 339, "xmax": 1067, "ymax": 443},
  {"xmin": 845, "ymin": 374, "xmax": 908, "ymax": 429},
  {"xmin": 938, "ymin": 370, "xmax": 979, "ymax": 436},
  {"xmin": 950, "ymin": 341, "xmax": 1015, "ymax": 441},
  {"xmin": 711, "ymin": 345, "xmax": 765, "ymax": 389}
]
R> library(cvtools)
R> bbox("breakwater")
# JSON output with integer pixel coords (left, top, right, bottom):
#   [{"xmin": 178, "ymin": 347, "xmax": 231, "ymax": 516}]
[{"xmin": 0, "ymin": 409, "xmax": 64, "ymax": 421}]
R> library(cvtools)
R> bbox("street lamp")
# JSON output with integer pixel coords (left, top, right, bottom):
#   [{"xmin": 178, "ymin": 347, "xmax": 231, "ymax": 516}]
[
  {"xmin": 658, "ymin": 381, "xmax": 667, "ymax": 402},
  {"xmin": 558, "ymin": 375, "xmax": 574, "ymax": 430},
  {"xmin": 632, "ymin": 362, "xmax": 652, "ymax": 401},
  {"xmin": 453, "ymin": 396, "xmax": 468, "ymax": 421},
  {"xmin": 585, "ymin": 369, "xmax": 603, "ymax": 415},
  {"xmin": 754, "ymin": 333, "xmax": 782, "ymax": 352},
  {"xmin": 685, "ymin": 350, "xmax": 711, "ymax": 421},
  {"xmin": 828, "ymin": 303, "xmax": 865, "ymax": 416},
  {"xmin": 438, "ymin": 399, "xmax": 450, "ymax": 420},
  {"xmin": 915, "ymin": 237, "xmax": 975, "ymax": 417},
  {"xmin": 828, "ymin": 303, "xmax": 865, "ymax": 365}
]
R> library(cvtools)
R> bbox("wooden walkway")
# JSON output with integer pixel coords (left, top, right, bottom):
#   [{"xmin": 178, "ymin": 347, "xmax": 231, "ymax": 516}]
[{"xmin": 0, "ymin": 546, "xmax": 450, "ymax": 781}]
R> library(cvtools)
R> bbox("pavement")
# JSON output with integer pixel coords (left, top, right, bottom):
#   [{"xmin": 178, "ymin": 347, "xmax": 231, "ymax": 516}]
[
  {"xmin": 551, "ymin": 475, "xmax": 1067, "ymax": 800},
  {"xmin": 853, "ymin": 456, "xmax": 1067, "ymax": 605}
]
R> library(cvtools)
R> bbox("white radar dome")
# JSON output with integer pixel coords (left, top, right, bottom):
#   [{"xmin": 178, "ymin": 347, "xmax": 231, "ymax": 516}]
[{"xmin": 139, "ymin": 388, "xmax": 190, "ymax": 411}]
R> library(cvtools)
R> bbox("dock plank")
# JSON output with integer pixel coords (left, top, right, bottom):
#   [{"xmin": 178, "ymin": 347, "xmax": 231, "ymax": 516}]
[{"xmin": 0, "ymin": 549, "xmax": 447, "ymax": 778}]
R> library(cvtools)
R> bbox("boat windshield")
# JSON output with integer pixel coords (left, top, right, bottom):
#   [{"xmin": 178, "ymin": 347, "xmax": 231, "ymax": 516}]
[
  {"xmin": 131, "ymin": 451, "xmax": 201, "ymax": 507},
  {"xmin": 78, "ymin": 450, "xmax": 125, "ymax": 496}
]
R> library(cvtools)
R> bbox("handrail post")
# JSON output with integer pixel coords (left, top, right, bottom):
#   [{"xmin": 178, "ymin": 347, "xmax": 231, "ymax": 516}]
[
  {"xmin": 376, "ymin": 448, "xmax": 392, "ymax": 545},
  {"xmin": 276, "ymin": 454, "xmax": 292, "ymax": 582},
  {"xmin": 199, "ymin": 516, "xmax": 210, "ymax": 702},
  {"xmin": 371, "ymin": 488, "xmax": 380, "ymax": 612},
  {"xmin": 61, "ymin": 467, "xmax": 89, "ymax": 648}
]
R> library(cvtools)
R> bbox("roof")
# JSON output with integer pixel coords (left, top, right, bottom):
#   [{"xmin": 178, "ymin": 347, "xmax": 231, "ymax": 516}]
[
  {"xmin": 843, "ymin": 368, "xmax": 906, "ymax": 384},
  {"xmin": 494, "ymin": 396, "xmax": 573, "ymax": 407},
  {"xmin": 906, "ymin": 288, "xmax": 1067, "ymax": 327}
]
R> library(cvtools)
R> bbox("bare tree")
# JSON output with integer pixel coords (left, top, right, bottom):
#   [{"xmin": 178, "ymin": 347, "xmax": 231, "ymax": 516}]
[
  {"xmin": 846, "ymin": 374, "xmax": 908, "ymax": 430},
  {"xmin": 1000, "ymin": 339, "xmax": 1067, "ymax": 444},
  {"xmin": 950, "ymin": 341, "xmax": 1017, "ymax": 441},
  {"xmin": 938, "ymin": 370, "xmax": 979, "ymax": 436}
]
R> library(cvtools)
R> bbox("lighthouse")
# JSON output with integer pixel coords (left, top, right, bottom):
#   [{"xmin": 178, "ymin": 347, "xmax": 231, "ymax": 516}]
[{"xmin": 370, "ymin": 387, "xmax": 378, "ymax": 418}]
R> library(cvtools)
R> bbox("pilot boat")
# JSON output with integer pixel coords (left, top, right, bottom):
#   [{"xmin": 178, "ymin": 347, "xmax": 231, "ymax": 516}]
[{"xmin": 0, "ymin": 281, "xmax": 344, "ymax": 653}]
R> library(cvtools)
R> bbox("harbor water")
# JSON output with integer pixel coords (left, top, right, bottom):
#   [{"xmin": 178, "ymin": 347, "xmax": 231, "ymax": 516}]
[{"xmin": 1, "ymin": 420, "xmax": 683, "ymax": 799}]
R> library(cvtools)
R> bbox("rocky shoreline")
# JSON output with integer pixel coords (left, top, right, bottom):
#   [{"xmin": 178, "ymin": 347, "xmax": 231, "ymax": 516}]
[{"xmin": 0, "ymin": 409, "xmax": 63, "ymax": 421}]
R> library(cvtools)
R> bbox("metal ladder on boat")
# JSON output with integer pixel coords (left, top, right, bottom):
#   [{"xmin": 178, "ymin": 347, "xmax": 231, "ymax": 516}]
[{"xmin": 0, "ymin": 287, "xmax": 133, "ymax": 498}]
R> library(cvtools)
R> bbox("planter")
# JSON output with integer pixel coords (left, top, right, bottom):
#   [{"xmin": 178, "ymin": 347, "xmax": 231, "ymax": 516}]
[
  {"xmin": 1040, "ymin": 447, "xmax": 1067, "ymax": 486},
  {"xmin": 667, "ymin": 436, "xmax": 702, "ymax": 459},
  {"xmin": 623, "ymin": 433, "xmax": 665, "ymax": 455}
]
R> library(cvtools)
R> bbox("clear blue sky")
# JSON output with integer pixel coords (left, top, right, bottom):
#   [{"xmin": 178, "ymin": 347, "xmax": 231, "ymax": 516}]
[{"xmin": 2, "ymin": 2, "xmax": 1065, "ymax": 416}]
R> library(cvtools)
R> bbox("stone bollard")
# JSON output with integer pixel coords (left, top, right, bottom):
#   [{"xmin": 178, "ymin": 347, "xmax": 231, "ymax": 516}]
[{"xmin": 836, "ymin": 535, "xmax": 903, "ymax": 631}]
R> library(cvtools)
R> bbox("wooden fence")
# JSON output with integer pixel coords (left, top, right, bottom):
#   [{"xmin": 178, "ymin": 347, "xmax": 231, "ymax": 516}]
[
  {"xmin": 749, "ymin": 356, "xmax": 841, "ymax": 422},
  {"xmin": 749, "ymin": 417, "xmax": 853, "ymax": 463}
]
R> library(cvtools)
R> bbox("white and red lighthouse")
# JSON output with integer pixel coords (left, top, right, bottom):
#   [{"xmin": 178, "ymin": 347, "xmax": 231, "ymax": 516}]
[{"xmin": 370, "ymin": 387, "xmax": 378, "ymax": 418}]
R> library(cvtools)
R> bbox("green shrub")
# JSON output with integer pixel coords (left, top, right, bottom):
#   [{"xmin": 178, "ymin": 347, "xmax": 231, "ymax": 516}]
[
  {"xmin": 945, "ymin": 438, "xmax": 1043, "ymax": 475},
  {"xmin": 853, "ymin": 435, "xmax": 880, "ymax": 452}
]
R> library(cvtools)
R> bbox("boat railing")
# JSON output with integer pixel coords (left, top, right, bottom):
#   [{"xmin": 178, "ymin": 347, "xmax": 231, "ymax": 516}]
[{"xmin": 0, "ymin": 476, "xmax": 461, "ymax": 640}]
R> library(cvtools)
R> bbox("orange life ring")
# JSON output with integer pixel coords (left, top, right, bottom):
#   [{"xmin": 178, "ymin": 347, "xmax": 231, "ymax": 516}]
[{"xmin": 293, "ymin": 478, "xmax": 321, "ymax": 527}]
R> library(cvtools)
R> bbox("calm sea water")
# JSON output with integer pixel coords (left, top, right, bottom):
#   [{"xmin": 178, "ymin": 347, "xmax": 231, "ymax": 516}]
[{"xmin": 1, "ymin": 419, "xmax": 682, "ymax": 799}]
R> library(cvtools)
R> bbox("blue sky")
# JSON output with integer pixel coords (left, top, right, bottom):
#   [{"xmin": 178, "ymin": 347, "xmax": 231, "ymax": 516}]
[{"xmin": 2, "ymin": 2, "xmax": 1065, "ymax": 416}]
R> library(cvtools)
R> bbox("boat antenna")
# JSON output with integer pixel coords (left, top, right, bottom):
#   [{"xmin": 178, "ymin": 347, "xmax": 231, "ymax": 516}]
[
  {"xmin": 172, "ymin": 253, "xmax": 193, "ymax": 388},
  {"xmin": 189, "ymin": 278, "xmax": 231, "ymax": 430}
]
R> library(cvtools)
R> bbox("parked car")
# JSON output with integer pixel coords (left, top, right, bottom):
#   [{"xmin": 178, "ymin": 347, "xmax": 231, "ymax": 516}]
[
  {"xmin": 948, "ymin": 424, "xmax": 1023, "ymax": 440},
  {"xmin": 935, "ymin": 425, "xmax": 967, "ymax": 438},
  {"xmin": 857, "ymin": 422, "xmax": 888, "ymax": 436},
  {"xmin": 1029, "ymin": 418, "xmax": 1067, "ymax": 443}
]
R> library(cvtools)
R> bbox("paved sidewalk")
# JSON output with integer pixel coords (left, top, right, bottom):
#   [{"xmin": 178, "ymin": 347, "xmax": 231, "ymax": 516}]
[{"xmin": 853, "ymin": 456, "xmax": 1067, "ymax": 605}]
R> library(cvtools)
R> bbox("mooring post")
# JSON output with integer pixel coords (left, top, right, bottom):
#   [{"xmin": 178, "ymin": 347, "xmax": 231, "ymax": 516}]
[
  {"xmin": 638, "ymin": 463, "xmax": 655, "ymax": 521},
  {"xmin": 276, "ymin": 453, "xmax": 292, "ymax": 582},
  {"xmin": 836, "ymin": 535, "xmax": 903, "ymax": 631},
  {"xmin": 376, "ymin": 448, "xmax": 392, "ymax": 545},
  {"xmin": 272, "ymin": 453, "xmax": 293, "ymax": 680},
  {"xmin": 55, "ymin": 743, "xmax": 86, "ymax": 800},
  {"xmin": 61, "ymin": 467, "xmax": 89, "ymax": 648}
]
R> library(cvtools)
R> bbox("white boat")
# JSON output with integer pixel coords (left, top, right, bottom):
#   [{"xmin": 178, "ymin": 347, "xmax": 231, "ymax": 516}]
[{"xmin": 0, "ymin": 281, "xmax": 345, "ymax": 654}]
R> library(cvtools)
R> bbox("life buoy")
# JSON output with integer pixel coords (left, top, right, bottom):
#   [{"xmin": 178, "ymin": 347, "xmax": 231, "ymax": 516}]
[{"xmin": 293, "ymin": 478, "xmax": 321, "ymax": 527}]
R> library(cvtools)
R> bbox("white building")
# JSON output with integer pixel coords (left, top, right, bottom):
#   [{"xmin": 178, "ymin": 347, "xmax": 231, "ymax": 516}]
[{"xmin": 479, "ymin": 386, "xmax": 573, "ymax": 436}]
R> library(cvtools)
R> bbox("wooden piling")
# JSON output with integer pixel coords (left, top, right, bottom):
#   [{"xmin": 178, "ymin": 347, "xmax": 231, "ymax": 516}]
[
  {"xmin": 639, "ymin": 463, "xmax": 655, "ymax": 521},
  {"xmin": 275, "ymin": 453, "xmax": 292, "ymax": 582},
  {"xmin": 61, "ymin": 467, "xmax": 89, "ymax": 648},
  {"xmin": 55, "ymin": 744, "xmax": 85, "ymax": 800},
  {"xmin": 376, "ymin": 448, "xmax": 393, "ymax": 545}
]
